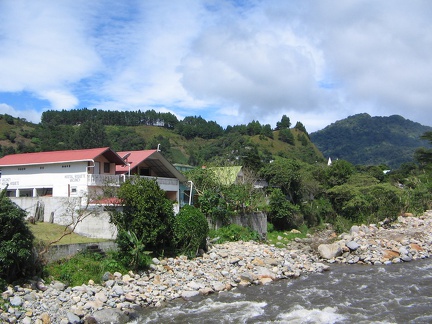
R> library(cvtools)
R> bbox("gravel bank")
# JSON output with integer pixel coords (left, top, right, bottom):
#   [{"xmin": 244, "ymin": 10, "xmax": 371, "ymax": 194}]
[{"xmin": 2, "ymin": 211, "xmax": 432, "ymax": 323}]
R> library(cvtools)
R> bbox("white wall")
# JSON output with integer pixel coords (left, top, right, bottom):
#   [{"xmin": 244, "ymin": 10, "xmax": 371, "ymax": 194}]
[
  {"xmin": 10, "ymin": 196, "xmax": 118, "ymax": 239},
  {"xmin": 1, "ymin": 161, "xmax": 89, "ymax": 197}
]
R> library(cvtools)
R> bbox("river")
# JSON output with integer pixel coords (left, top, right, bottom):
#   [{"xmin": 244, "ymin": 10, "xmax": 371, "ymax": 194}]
[{"xmin": 131, "ymin": 258, "xmax": 432, "ymax": 324}]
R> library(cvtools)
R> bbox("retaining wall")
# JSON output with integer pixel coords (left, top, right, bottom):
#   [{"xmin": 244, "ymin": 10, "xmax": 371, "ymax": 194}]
[{"xmin": 46, "ymin": 241, "xmax": 117, "ymax": 262}]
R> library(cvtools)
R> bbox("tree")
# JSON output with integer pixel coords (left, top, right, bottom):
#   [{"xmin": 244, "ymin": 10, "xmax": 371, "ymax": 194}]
[
  {"xmin": 415, "ymin": 132, "xmax": 432, "ymax": 167},
  {"xmin": 278, "ymin": 128, "xmax": 295, "ymax": 145},
  {"xmin": 276, "ymin": 115, "xmax": 291, "ymax": 130},
  {"xmin": 0, "ymin": 188, "xmax": 35, "ymax": 285},
  {"xmin": 260, "ymin": 158, "xmax": 303, "ymax": 204},
  {"xmin": 261, "ymin": 124, "xmax": 274, "ymax": 139},
  {"xmin": 294, "ymin": 121, "xmax": 308, "ymax": 136},
  {"xmin": 325, "ymin": 159, "xmax": 355, "ymax": 187},
  {"xmin": 268, "ymin": 188, "xmax": 301, "ymax": 230},
  {"xmin": 173, "ymin": 205, "xmax": 209, "ymax": 258},
  {"xmin": 110, "ymin": 177, "xmax": 175, "ymax": 264},
  {"xmin": 74, "ymin": 120, "xmax": 110, "ymax": 149}
]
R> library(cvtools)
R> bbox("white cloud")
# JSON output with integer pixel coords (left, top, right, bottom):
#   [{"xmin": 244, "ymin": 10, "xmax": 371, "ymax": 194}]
[
  {"xmin": 0, "ymin": 103, "xmax": 41, "ymax": 123},
  {"xmin": 0, "ymin": 1, "xmax": 101, "ymax": 104},
  {"xmin": 38, "ymin": 90, "xmax": 78, "ymax": 110},
  {"xmin": 1, "ymin": 0, "xmax": 432, "ymax": 132}
]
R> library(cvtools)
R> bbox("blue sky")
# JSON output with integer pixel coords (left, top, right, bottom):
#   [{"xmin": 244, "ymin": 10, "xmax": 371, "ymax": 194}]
[{"xmin": 1, "ymin": 0, "xmax": 431, "ymax": 132}]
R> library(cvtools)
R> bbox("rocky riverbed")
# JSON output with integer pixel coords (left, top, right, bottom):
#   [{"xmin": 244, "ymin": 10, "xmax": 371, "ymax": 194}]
[{"xmin": 2, "ymin": 211, "xmax": 432, "ymax": 323}]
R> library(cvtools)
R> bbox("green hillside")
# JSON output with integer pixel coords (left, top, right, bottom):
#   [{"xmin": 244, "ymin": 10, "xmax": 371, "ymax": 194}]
[
  {"xmin": 0, "ymin": 112, "xmax": 323, "ymax": 168},
  {"xmin": 310, "ymin": 113, "xmax": 432, "ymax": 168}
]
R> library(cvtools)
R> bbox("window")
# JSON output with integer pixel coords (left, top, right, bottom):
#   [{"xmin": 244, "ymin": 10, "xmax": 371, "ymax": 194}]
[
  {"xmin": 104, "ymin": 162, "xmax": 110, "ymax": 173},
  {"xmin": 71, "ymin": 187, "xmax": 77, "ymax": 195},
  {"xmin": 139, "ymin": 168, "xmax": 150, "ymax": 176},
  {"xmin": 18, "ymin": 167, "xmax": 26, "ymax": 171}
]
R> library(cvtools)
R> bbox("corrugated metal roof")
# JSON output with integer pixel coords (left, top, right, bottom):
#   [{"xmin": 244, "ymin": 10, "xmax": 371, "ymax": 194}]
[{"xmin": 0, "ymin": 147, "xmax": 126, "ymax": 167}]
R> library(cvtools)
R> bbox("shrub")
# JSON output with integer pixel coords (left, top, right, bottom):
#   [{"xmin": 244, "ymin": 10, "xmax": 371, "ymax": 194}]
[
  {"xmin": 268, "ymin": 188, "xmax": 302, "ymax": 230},
  {"xmin": 110, "ymin": 177, "xmax": 175, "ymax": 259},
  {"xmin": 173, "ymin": 205, "xmax": 209, "ymax": 258},
  {"xmin": 45, "ymin": 250, "xmax": 129, "ymax": 286},
  {"xmin": 209, "ymin": 224, "xmax": 260, "ymax": 244},
  {"xmin": 0, "ymin": 188, "xmax": 35, "ymax": 286}
]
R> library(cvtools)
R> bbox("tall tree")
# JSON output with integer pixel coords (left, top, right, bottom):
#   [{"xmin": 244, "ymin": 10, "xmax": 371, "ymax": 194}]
[
  {"xmin": 276, "ymin": 115, "xmax": 291, "ymax": 130},
  {"xmin": 74, "ymin": 120, "xmax": 110, "ymax": 149}
]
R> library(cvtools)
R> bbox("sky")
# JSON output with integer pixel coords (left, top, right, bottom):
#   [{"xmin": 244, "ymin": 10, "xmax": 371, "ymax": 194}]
[{"xmin": 0, "ymin": 0, "xmax": 431, "ymax": 133}]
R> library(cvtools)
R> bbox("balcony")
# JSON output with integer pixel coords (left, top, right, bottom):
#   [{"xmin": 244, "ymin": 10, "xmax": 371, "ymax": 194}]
[
  {"xmin": 87, "ymin": 174, "xmax": 121, "ymax": 186},
  {"xmin": 87, "ymin": 174, "xmax": 179, "ymax": 191},
  {"xmin": 122, "ymin": 175, "xmax": 179, "ymax": 191}
]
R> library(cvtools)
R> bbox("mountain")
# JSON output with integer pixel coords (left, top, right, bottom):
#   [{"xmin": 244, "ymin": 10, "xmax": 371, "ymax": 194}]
[{"xmin": 309, "ymin": 113, "xmax": 432, "ymax": 168}]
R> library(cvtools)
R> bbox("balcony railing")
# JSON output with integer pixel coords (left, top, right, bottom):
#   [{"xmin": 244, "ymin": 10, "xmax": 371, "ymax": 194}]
[
  {"xmin": 87, "ymin": 174, "xmax": 179, "ymax": 188},
  {"xmin": 87, "ymin": 174, "xmax": 121, "ymax": 186},
  {"xmin": 122, "ymin": 175, "xmax": 179, "ymax": 187}
]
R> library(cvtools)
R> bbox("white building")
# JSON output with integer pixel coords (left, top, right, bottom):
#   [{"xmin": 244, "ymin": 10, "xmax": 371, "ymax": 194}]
[{"xmin": 0, "ymin": 147, "xmax": 186, "ymax": 239}]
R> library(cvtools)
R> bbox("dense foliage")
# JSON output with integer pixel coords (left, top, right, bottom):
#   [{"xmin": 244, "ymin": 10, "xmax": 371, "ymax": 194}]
[
  {"xmin": 310, "ymin": 113, "xmax": 432, "ymax": 168},
  {"xmin": 173, "ymin": 205, "xmax": 209, "ymax": 258},
  {"xmin": 0, "ymin": 188, "xmax": 35, "ymax": 286},
  {"xmin": 110, "ymin": 177, "xmax": 175, "ymax": 268},
  {"xmin": 45, "ymin": 250, "xmax": 129, "ymax": 287}
]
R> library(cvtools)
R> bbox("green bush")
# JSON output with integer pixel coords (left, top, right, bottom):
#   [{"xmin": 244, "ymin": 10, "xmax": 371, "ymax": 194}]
[
  {"xmin": 110, "ymin": 177, "xmax": 175, "ymax": 260},
  {"xmin": 45, "ymin": 250, "xmax": 129, "ymax": 286},
  {"xmin": 173, "ymin": 205, "xmax": 209, "ymax": 258},
  {"xmin": 209, "ymin": 224, "xmax": 260, "ymax": 244},
  {"xmin": 0, "ymin": 189, "xmax": 35, "ymax": 286},
  {"xmin": 268, "ymin": 188, "xmax": 302, "ymax": 230}
]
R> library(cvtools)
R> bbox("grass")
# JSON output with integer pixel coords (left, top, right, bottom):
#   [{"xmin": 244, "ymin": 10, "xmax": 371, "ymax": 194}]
[
  {"xmin": 45, "ymin": 251, "xmax": 128, "ymax": 286},
  {"xmin": 29, "ymin": 222, "xmax": 109, "ymax": 245},
  {"xmin": 266, "ymin": 226, "xmax": 309, "ymax": 248}
]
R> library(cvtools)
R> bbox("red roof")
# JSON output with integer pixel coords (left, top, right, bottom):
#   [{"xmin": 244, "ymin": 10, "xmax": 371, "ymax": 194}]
[
  {"xmin": 115, "ymin": 150, "xmax": 157, "ymax": 173},
  {"xmin": 0, "ymin": 147, "xmax": 126, "ymax": 167}
]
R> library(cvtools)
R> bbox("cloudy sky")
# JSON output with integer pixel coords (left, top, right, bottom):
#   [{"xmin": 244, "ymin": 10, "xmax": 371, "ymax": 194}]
[{"xmin": 0, "ymin": 0, "xmax": 431, "ymax": 132}]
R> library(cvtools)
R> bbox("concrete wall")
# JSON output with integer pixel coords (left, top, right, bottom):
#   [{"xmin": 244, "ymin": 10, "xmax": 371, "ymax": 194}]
[
  {"xmin": 207, "ymin": 212, "xmax": 267, "ymax": 239},
  {"xmin": 10, "ymin": 196, "xmax": 118, "ymax": 239},
  {"xmin": 46, "ymin": 241, "xmax": 117, "ymax": 262}
]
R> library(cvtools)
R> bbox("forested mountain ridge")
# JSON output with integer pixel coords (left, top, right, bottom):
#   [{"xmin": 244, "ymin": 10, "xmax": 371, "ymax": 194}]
[
  {"xmin": 0, "ymin": 111, "xmax": 323, "ymax": 169},
  {"xmin": 310, "ymin": 113, "xmax": 432, "ymax": 168}
]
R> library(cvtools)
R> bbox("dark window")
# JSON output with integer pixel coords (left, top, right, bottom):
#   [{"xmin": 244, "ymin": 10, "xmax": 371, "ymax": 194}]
[
  {"xmin": 104, "ymin": 162, "xmax": 110, "ymax": 173},
  {"xmin": 139, "ymin": 168, "xmax": 150, "ymax": 176}
]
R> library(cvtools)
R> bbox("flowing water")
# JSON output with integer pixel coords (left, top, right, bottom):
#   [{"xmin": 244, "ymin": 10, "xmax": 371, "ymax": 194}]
[{"xmin": 130, "ymin": 258, "xmax": 432, "ymax": 324}]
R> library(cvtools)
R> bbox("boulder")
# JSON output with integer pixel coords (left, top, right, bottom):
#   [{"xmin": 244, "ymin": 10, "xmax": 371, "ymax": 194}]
[
  {"xmin": 318, "ymin": 243, "xmax": 343, "ymax": 259},
  {"xmin": 92, "ymin": 309, "xmax": 129, "ymax": 324},
  {"xmin": 346, "ymin": 241, "xmax": 360, "ymax": 251}
]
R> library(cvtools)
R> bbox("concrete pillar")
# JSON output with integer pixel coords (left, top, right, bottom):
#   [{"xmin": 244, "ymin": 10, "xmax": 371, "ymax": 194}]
[
  {"xmin": 33, "ymin": 188, "xmax": 37, "ymax": 197},
  {"xmin": 15, "ymin": 189, "xmax": 19, "ymax": 197}
]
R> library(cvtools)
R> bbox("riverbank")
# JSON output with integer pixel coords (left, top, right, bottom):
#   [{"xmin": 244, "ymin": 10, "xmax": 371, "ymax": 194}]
[{"xmin": 2, "ymin": 211, "xmax": 432, "ymax": 323}]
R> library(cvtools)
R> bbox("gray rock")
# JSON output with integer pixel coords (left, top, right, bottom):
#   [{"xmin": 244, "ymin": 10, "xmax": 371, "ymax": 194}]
[
  {"xmin": 318, "ymin": 243, "xmax": 343, "ymax": 259},
  {"xmin": 102, "ymin": 272, "xmax": 112, "ymax": 281},
  {"xmin": 51, "ymin": 281, "xmax": 66, "ymax": 291},
  {"xmin": 346, "ymin": 241, "xmax": 360, "ymax": 251},
  {"xmin": 181, "ymin": 290, "xmax": 200, "ymax": 298},
  {"xmin": 112, "ymin": 285, "xmax": 124, "ymax": 295},
  {"xmin": 66, "ymin": 311, "xmax": 81, "ymax": 324},
  {"xmin": 350, "ymin": 225, "xmax": 360, "ymax": 235},
  {"xmin": 92, "ymin": 309, "xmax": 129, "ymax": 324},
  {"xmin": 10, "ymin": 296, "xmax": 22, "ymax": 306},
  {"xmin": 211, "ymin": 281, "xmax": 226, "ymax": 292},
  {"xmin": 401, "ymin": 254, "xmax": 412, "ymax": 262}
]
